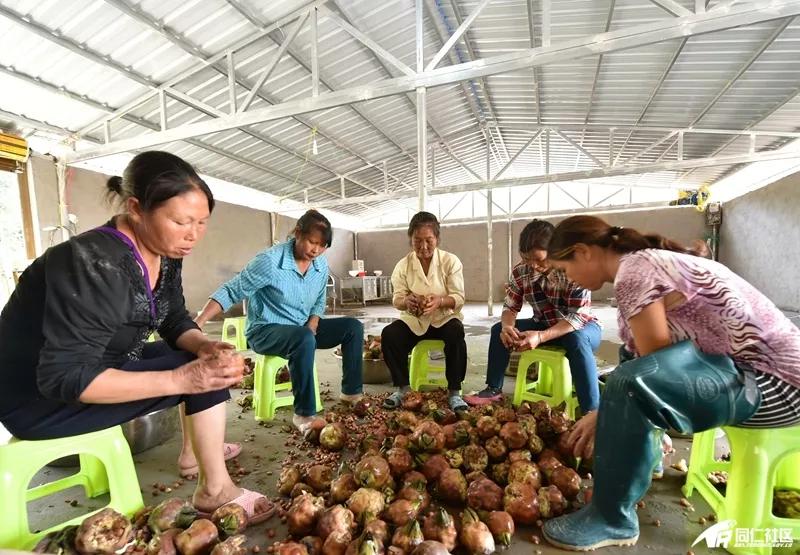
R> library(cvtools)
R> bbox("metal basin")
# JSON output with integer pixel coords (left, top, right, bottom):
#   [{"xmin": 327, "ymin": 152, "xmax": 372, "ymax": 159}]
[
  {"xmin": 47, "ymin": 406, "xmax": 180, "ymax": 467},
  {"xmin": 122, "ymin": 405, "xmax": 180, "ymax": 454},
  {"xmin": 363, "ymin": 358, "xmax": 391, "ymax": 384}
]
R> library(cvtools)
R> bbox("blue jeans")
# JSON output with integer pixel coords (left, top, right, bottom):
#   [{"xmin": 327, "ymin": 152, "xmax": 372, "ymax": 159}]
[
  {"xmin": 248, "ymin": 318, "xmax": 364, "ymax": 416},
  {"xmin": 486, "ymin": 319, "xmax": 602, "ymax": 412}
]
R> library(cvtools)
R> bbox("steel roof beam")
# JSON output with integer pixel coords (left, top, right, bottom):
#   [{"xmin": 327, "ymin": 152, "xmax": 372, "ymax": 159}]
[
  {"xmin": 423, "ymin": 0, "xmax": 501, "ymax": 169},
  {"xmin": 426, "ymin": 0, "xmax": 492, "ymax": 71},
  {"xmin": 101, "ymin": 0, "xmax": 416, "ymax": 195},
  {"xmin": 311, "ymin": 147, "xmax": 800, "ymax": 208},
  {"xmin": 613, "ymin": 37, "xmax": 688, "ymax": 165},
  {"xmin": 448, "ymin": 0, "xmax": 510, "ymax": 161},
  {"xmin": 688, "ymin": 16, "xmax": 793, "ymax": 127},
  {"xmin": 649, "ymin": 0, "xmax": 693, "ymax": 17},
  {"xmin": 63, "ymin": 0, "xmax": 800, "ymax": 163},
  {"xmin": 328, "ymin": 0, "xmax": 479, "ymax": 186},
  {"xmin": 578, "ymin": 0, "xmax": 616, "ymax": 167},
  {"xmin": 526, "ymin": 0, "xmax": 542, "ymax": 124}
]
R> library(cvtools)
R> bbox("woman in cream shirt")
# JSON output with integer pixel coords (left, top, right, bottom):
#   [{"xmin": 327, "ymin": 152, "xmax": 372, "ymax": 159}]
[{"xmin": 381, "ymin": 211, "xmax": 468, "ymax": 411}]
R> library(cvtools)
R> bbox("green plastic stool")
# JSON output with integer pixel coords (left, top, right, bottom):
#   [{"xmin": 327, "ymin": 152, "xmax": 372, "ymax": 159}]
[
  {"xmin": 682, "ymin": 425, "xmax": 800, "ymax": 555},
  {"xmin": 221, "ymin": 316, "xmax": 247, "ymax": 351},
  {"xmin": 512, "ymin": 346, "xmax": 579, "ymax": 419},
  {"xmin": 409, "ymin": 340, "xmax": 448, "ymax": 391},
  {"xmin": 252, "ymin": 355, "xmax": 323, "ymax": 421},
  {"xmin": 0, "ymin": 426, "xmax": 144, "ymax": 550},
  {"xmin": 146, "ymin": 332, "xmax": 156, "ymax": 342}
]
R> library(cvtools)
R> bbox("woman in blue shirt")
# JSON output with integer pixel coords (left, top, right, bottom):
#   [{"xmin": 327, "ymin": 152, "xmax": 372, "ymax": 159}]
[{"xmin": 196, "ymin": 210, "xmax": 364, "ymax": 433}]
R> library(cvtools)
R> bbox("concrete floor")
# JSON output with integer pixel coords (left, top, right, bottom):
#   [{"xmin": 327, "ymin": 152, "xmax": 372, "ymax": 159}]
[{"xmin": 25, "ymin": 303, "xmax": 782, "ymax": 555}]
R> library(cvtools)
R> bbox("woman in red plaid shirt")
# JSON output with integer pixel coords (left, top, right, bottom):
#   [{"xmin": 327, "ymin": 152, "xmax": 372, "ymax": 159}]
[{"xmin": 465, "ymin": 219, "xmax": 602, "ymax": 413}]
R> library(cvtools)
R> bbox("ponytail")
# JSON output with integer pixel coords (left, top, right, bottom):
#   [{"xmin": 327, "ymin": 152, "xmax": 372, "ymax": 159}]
[{"xmin": 548, "ymin": 215, "xmax": 708, "ymax": 260}]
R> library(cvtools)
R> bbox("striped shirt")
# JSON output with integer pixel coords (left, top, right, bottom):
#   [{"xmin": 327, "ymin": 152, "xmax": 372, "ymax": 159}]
[
  {"xmin": 503, "ymin": 262, "xmax": 596, "ymax": 330},
  {"xmin": 211, "ymin": 239, "xmax": 328, "ymax": 333}
]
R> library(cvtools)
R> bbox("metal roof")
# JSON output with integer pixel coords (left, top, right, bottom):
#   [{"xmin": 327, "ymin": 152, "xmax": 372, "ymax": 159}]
[{"xmin": 1, "ymin": 0, "xmax": 799, "ymax": 226}]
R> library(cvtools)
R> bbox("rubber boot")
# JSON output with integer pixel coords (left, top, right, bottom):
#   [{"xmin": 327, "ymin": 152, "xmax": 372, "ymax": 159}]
[{"xmin": 543, "ymin": 341, "xmax": 760, "ymax": 551}]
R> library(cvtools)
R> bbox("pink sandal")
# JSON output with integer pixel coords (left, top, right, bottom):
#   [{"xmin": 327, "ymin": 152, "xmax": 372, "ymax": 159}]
[
  {"xmin": 179, "ymin": 442, "xmax": 242, "ymax": 479},
  {"xmin": 197, "ymin": 488, "xmax": 276, "ymax": 526}
]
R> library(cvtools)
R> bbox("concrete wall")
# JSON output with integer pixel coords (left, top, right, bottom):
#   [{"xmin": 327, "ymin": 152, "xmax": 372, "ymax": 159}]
[
  {"xmin": 358, "ymin": 206, "xmax": 707, "ymax": 302},
  {"xmin": 720, "ymin": 171, "xmax": 800, "ymax": 311},
  {"xmin": 27, "ymin": 158, "xmax": 353, "ymax": 313}
]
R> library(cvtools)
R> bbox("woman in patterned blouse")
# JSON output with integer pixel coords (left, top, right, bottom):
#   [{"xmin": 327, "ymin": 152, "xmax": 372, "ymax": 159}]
[{"xmin": 540, "ymin": 215, "xmax": 800, "ymax": 551}]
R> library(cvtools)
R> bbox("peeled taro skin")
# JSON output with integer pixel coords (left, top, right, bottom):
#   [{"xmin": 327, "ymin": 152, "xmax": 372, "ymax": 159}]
[
  {"xmin": 316, "ymin": 505, "xmax": 355, "ymax": 541},
  {"xmin": 485, "ymin": 511, "xmax": 514, "ymax": 548},
  {"xmin": 322, "ymin": 530, "xmax": 350, "ymax": 555},
  {"xmin": 466, "ymin": 477, "xmax": 504, "ymax": 512},
  {"xmin": 35, "ymin": 525, "xmax": 79, "ymax": 555},
  {"xmin": 174, "ymin": 519, "xmax": 219, "ymax": 555},
  {"xmin": 507, "ymin": 460, "xmax": 542, "ymax": 490},
  {"xmin": 383, "ymin": 498, "xmax": 420, "ymax": 528},
  {"xmin": 75, "ymin": 508, "xmax": 133, "ymax": 555},
  {"xmin": 421, "ymin": 508, "xmax": 457, "ymax": 552},
  {"xmin": 386, "ymin": 448, "xmax": 414, "ymax": 477},
  {"xmin": 484, "ymin": 436, "xmax": 507, "ymax": 462},
  {"xmin": 550, "ymin": 466, "xmax": 582, "ymax": 499},
  {"xmin": 278, "ymin": 466, "xmax": 303, "ymax": 497},
  {"xmin": 538, "ymin": 485, "xmax": 568, "ymax": 518},
  {"xmin": 499, "ymin": 422, "xmax": 528, "ymax": 450},
  {"xmin": 306, "ymin": 465, "xmax": 334, "ymax": 492},
  {"xmin": 209, "ymin": 535, "xmax": 247, "ymax": 555},
  {"xmin": 299, "ymin": 536, "xmax": 323, "ymax": 555},
  {"xmin": 419, "ymin": 454, "xmax": 449, "ymax": 482},
  {"xmin": 288, "ymin": 493, "xmax": 325, "ymax": 537},
  {"xmin": 462, "ymin": 445, "xmax": 489, "ymax": 473},
  {"xmin": 503, "ymin": 482, "xmax": 540, "ymax": 525},
  {"xmin": 354, "ymin": 456, "xmax": 391, "ymax": 490},
  {"xmin": 148, "ymin": 499, "xmax": 198, "ymax": 534},
  {"xmin": 436, "ymin": 468, "xmax": 467, "ymax": 504},
  {"xmin": 330, "ymin": 473, "xmax": 359, "ymax": 504},
  {"xmin": 211, "ymin": 503, "xmax": 248, "ymax": 537},
  {"xmin": 146, "ymin": 528, "xmax": 180, "ymax": 555}
]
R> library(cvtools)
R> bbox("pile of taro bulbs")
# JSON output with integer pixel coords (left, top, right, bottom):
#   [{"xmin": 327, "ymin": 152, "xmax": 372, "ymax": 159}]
[
  {"xmin": 277, "ymin": 397, "xmax": 589, "ymax": 554},
  {"xmin": 34, "ymin": 499, "xmax": 252, "ymax": 555}
]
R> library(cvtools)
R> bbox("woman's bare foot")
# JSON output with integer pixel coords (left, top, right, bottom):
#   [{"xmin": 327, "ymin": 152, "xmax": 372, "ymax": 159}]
[
  {"xmin": 192, "ymin": 483, "xmax": 272, "ymax": 517},
  {"xmin": 179, "ymin": 442, "xmax": 242, "ymax": 479}
]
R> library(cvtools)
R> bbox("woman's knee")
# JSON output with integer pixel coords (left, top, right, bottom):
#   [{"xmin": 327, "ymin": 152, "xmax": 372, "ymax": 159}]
[
  {"xmin": 185, "ymin": 388, "xmax": 230, "ymax": 415},
  {"xmin": 343, "ymin": 317, "xmax": 364, "ymax": 338},
  {"xmin": 381, "ymin": 320, "xmax": 409, "ymax": 344}
]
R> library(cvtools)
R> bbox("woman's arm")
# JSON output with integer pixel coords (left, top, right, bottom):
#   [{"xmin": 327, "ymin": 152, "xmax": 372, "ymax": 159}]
[
  {"xmin": 195, "ymin": 298, "xmax": 224, "ymax": 328},
  {"xmin": 627, "ymin": 299, "xmax": 672, "ymax": 356},
  {"xmin": 78, "ymin": 368, "xmax": 183, "ymax": 403},
  {"xmin": 79, "ymin": 355, "xmax": 244, "ymax": 404}
]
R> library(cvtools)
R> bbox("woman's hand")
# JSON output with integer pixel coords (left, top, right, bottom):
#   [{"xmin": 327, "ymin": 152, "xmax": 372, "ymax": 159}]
[
  {"xmin": 405, "ymin": 294, "xmax": 422, "ymax": 315},
  {"xmin": 174, "ymin": 351, "xmax": 244, "ymax": 394},
  {"xmin": 421, "ymin": 294, "xmax": 443, "ymax": 316},
  {"xmin": 196, "ymin": 341, "xmax": 235, "ymax": 359},
  {"xmin": 514, "ymin": 330, "xmax": 543, "ymax": 352},
  {"xmin": 568, "ymin": 410, "xmax": 598, "ymax": 459}
]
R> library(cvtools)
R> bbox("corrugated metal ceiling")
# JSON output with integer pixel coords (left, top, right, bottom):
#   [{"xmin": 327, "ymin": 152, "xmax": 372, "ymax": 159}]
[{"xmin": 0, "ymin": 0, "xmax": 798, "ymax": 224}]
